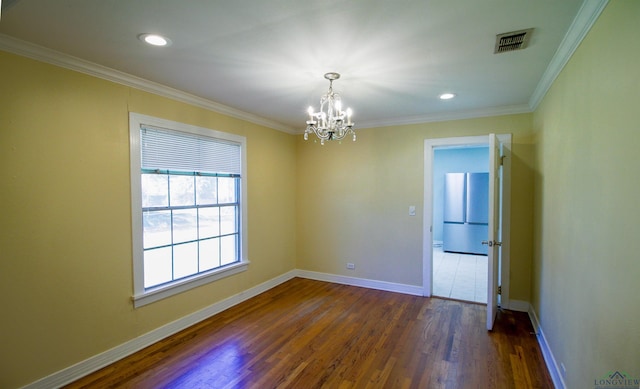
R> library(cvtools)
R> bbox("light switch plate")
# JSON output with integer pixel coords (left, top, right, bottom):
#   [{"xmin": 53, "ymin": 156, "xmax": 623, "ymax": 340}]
[{"xmin": 409, "ymin": 206, "xmax": 416, "ymax": 216}]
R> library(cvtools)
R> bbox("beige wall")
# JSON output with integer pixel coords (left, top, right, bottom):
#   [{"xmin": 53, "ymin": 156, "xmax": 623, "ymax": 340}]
[
  {"xmin": 296, "ymin": 114, "xmax": 535, "ymax": 301},
  {"xmin": 532, "ymin": 1, "xmax": 640, "ymax": 387},
  {"xmin": 0, "ymin": 51, "xmax": 297, "ymax": 388}
]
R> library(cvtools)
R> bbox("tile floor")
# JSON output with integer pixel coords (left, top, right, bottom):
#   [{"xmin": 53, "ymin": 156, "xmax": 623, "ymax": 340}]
[{"xmin": 432, "ymin": 247, "xmax": 487, "ymax": 303}]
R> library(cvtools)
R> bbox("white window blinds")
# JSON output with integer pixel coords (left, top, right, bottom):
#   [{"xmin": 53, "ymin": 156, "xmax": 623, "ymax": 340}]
[{"xmin": 140, "ymin": 126, "xmax": 241, "ymax": 175}]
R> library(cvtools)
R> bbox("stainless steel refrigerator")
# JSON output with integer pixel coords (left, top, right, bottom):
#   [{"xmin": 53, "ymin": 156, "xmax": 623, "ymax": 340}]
[{"xmin": 443, "ymin": 172, "xmax": 489, "ymax": 255}]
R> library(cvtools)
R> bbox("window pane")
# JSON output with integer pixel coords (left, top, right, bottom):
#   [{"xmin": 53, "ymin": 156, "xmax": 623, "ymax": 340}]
[
  {"xmin": 173, "ymin": 242, "xmax": 198, "ymax": 279},
  {"xmin": 199, "ymin": 207, "xmax": 220, "ymax": 238},
  {"xmin": 220, "ymin": 235, "xmax": 238, "ymax": 266},
  {"xmin": 169, "ymin": 175, "xmax": 195, "ymax": 206},
  {"xmin": 141, "ymin": 174, "xmax": 168, "ymax": 207},
  {"xmin": 144, "ymin": 247, "xmax": 172, "ymax": 288},
  {"xmin": 220, "ymin": 206, "xmax": 237, "ymax": 235},
  {"xmin": 143, "ymin": 210, "xmax": 171, "ymax": 249},
  {"xmin": 173, "ymin": 209, "xmax": 197, "ymax": 244},
  {"xmin": 199, "ymin": 238, "xmax": 220, "ymax": 271},
  {"xmin": 218, "ymin": 177, "xmax": 236, "ymax": 204},
  {"xmin": 196, "ymin": 176, "xmax": 217, "ymax": 205}
]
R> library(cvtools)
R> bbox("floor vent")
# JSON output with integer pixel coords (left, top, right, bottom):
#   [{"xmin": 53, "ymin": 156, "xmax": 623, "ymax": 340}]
[{"xmin": 494, "ymin": 28, "xmax": 534, "ymax": 53}]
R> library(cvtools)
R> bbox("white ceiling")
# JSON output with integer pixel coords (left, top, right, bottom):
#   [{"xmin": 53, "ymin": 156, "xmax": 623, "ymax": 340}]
[{"xmin": 0, "ymin": 0, "xmax": 602, "ymax": 133}]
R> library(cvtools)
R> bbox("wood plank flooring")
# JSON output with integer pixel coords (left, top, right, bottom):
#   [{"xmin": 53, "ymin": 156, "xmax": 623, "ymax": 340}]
[{"xmin": 65, "ymin": 278, "xmax": 552, "ymax": 388}]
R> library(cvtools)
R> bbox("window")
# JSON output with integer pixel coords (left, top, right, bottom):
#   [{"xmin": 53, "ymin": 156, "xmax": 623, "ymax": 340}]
[{"xmin": 130, "ymin": 113, "xmax": 248, "ymax": 307}]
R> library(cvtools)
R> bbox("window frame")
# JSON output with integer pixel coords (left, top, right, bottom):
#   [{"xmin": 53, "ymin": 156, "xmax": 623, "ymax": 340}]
[{"xmin": 129, "ymin": 112, "xmax": 248, "ymax": 308}]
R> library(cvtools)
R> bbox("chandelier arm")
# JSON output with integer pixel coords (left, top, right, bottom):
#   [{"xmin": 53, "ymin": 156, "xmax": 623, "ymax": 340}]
[{"xmin": 306, "ymin": 125, "xmax": 332, "ymax": 140}]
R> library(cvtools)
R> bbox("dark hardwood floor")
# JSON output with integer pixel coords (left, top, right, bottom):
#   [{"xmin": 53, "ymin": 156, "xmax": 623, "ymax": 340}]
[{"xmin": 65, "ymin": 277, "xmax": 552, "ymax": 388}]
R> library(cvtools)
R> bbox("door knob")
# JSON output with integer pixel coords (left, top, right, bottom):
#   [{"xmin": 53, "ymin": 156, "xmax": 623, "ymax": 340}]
[{"xmin": 481, "ymin": 240, "xmax": 502, "ymax": 247}]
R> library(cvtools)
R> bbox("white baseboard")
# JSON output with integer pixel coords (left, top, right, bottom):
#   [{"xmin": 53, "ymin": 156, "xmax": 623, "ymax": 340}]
[
  {"xmin": 296, "ymin": 270, "xmax": 424, "ymax": 296},
  {"xmin": 22, "ymin": 270, "xmax": 298, "ymax": 389},
  {"xmin": 527, "ymin": 305, "xmax": 565, "ymax": 389}
]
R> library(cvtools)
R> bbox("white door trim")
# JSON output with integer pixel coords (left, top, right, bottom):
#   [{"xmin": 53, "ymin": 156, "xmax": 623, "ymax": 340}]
[{"xmin": 422, "ymin": 134, "xmax": 512, "ymax": 308}]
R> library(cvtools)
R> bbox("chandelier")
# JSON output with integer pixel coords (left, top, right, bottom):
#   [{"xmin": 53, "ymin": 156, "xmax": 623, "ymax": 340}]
[{"xmin": 304, "ymin": 72, "xmax": 355, "ymax": 145}]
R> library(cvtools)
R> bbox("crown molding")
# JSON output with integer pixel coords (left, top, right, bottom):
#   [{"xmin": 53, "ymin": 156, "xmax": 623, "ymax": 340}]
[
  {"xmin": 356, "ymin": 103, "xmax": 532, "ymax": 130},
  {"xmin": 0, "ymin": 33, "xmax": 298, "ymax": 134},
  {"xmin": 528, "ymin": 0, "xmax": 609, "ymax": 110}
]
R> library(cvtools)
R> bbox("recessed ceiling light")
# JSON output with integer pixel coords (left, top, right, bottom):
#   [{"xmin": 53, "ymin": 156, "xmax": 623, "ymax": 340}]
[
  {"xmin": 439, "ymin": 93, "xmax": 456, "ymax": 100},
  {"xmin": 139, "ymin": 33, "xmax": 171, "ymax": 47}
]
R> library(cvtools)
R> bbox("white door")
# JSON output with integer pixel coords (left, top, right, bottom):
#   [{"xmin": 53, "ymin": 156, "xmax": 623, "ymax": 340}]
[{"xmin": 486, "ymin": 133, "xmax": 501, "ymax": 330}]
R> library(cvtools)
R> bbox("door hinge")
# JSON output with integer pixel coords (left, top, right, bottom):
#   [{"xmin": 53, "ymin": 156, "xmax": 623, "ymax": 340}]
[
  {"xmin": 497, "ymin": 286, "xmax": 502, "ymax": 295},
  {"xmin": 500, "ymin": 155, "xmax": 506, "ymax": 166}
]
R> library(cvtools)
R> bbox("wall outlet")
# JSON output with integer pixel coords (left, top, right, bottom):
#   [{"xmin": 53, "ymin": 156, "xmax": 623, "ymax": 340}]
[{"xmin": 346, "ymin": 262, "xmax": 355, "ymax": 270}]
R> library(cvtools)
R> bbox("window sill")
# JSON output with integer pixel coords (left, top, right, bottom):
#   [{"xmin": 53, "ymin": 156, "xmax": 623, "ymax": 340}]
[{"xmin": 132, "ymin": 261, "xmax": 249, "ymax": 308}]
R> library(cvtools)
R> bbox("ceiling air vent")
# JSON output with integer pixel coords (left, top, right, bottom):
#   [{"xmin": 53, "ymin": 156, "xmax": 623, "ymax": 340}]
[{"xmin": 494, "ymin": 28, "xmax": 534, "ymax": 54}]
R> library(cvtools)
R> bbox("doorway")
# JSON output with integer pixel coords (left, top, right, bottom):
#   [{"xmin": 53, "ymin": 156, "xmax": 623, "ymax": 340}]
[
  {"xmin": 432, "ymin": 146, "xmax": 489, "ymax": 303},
  {"xmin": 422, "ymin": 135, "xmax": 512, "ymax": 311}
]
